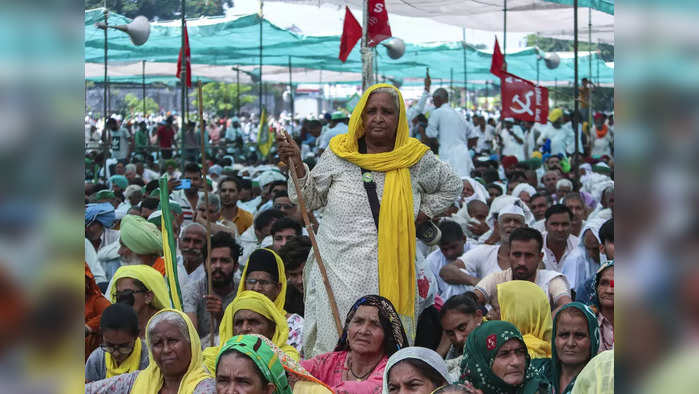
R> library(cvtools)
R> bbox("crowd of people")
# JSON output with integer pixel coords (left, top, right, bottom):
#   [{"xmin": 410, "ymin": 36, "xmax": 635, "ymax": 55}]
[{"xmin": 85, "ymin": 80, "xmax": 614, "ymax": 393}]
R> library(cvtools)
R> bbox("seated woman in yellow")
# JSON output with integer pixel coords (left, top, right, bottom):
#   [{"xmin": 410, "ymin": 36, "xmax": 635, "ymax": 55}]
[
  {"xmin": 497, "ymin": 280, "xmax": 553, "ymax": 358},
  {"xmin": 202, "ymin": 290, "xmax": 299, "ymax": 373}
]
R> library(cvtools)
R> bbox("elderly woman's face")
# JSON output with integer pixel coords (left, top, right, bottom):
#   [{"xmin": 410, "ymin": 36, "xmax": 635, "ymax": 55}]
[
  {"xmin": 348, "ymin": 305, "xmax": 385, "ymax": 356},
  {"xmin": 362, "ymin": 92, "xmax": 398, "ymax": 146},
  {"xmin": 462, "ymin": 180, "xmax": 475, "ymax": 199},
  {"xmin": 491, "ymin": 339, "xmax": 527, "ymax": 385},
  {"xmin": 150, "ymin": 320, "xmax": 192, "ymax": 377}
]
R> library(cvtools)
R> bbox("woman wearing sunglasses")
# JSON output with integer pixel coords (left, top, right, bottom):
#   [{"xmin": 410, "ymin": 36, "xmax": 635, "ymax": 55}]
[
  {"xmin": 109, "ymin": 265, "xmax": 172, "ymax": 338},
  {"xmin": 85, "ymin": 303, "xmax": 151, "ymax": 382}
]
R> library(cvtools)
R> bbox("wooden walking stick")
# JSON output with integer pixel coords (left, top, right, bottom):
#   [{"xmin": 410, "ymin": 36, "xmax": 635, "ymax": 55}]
[
  {"xmin": 197, "ymin": 81, "xmax": 216, "ymax": 347},
  {"xmin": 277, "ymin": 129, "xmax": 343, "ymax": 336}
]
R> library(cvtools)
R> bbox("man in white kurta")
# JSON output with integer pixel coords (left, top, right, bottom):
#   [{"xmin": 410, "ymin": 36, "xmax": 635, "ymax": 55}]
[{"xmin": 425, "ymin": 88, "xmax": 477, "ymax": 177}]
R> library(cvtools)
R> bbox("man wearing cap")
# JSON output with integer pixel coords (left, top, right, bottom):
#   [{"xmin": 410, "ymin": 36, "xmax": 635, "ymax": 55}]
[
  {"xmin": 536, "ymin": 108, "xmax": 575, "ymax": 156},
  {"xmin": 316, "ymin": 111, "xmax": 349, "ymax": 152},
  {"xmin": 426, "ymin": 88, "xmax": 477, "ymax": 177},
  {"xmin": 590, "ymin": 112, "xmax": 613, "ymax": 158},
  {"xmin": 86, "ymin": 202, "xmax": 116, "ymax": 289},
  {"xmin": 440, "ymin": 203, "xmax": 527, "ymax": 289},
  {"xmin": 117, "ymin": 214, "xmax": 165, "ymax": 274},
  {"xmin": 498, "ymin": 118, "xmax": 526, "ymax": 161}
]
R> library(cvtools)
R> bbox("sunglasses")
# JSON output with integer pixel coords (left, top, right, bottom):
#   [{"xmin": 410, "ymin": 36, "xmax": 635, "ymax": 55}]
[
  {"xmin": 244, "ymin": 278, "xmax": 276, "ymax": 287},
  {"xmin": 115, "ymin": 289, "xmax": 146, "ymax": 306},
  {"xmin": 101, "ymin": 342, "xmax": 135, "ymax": 355}
]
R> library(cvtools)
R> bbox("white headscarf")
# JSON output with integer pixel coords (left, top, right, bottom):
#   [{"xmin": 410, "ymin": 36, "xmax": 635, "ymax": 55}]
[
  {"xmin": 460, "ymin": 177, "xmax": 490, "ymax": 205},
  {"xmin": 511, "ymin": 183, "xmax": 537, "ymax": 200},
  {"xmin": 382, "ymin": 347, "xmax": 450, "ymax": 393},
  {"xmin": 487, "ymin": 195, "xmax": 536, "ymax": 227}
]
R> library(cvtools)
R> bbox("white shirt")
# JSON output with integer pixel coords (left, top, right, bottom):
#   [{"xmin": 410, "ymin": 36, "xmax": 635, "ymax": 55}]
[
  {"xmin": 564, "ymin": 121, "xmax": 585, "ymax": 155},
  {"xmin": 426, "ymin": 103, "xmax": 473, "ymax": 152},
  {"xmin": 238, "ymin": 196, "xmax": 261, "ymax": 216},
  {"xmin": 459, "ymin": 244, "xmax": 504, "ymax": 280},
  {"xmin": 425, "ymin": 243, "xmax": 472, "ymax": 300},
  {"xmin": 536, "ymin": 122, "xmax": 575, "ymax": 156},
  {"xmin": 317, "ymin": 123, "xmax": 348, "ymax": 150},
  {"xmin": 110, "ymin": 127, "xmax": 130, "ymax": 160},
  {"xmin": 499, "ymin": 125, "xmax": 526, "ymax": 161},
  {"xmin": 542, "ymin": 232, "xmax": 586, "ymax": 289},
  {"xmin": 85, "ymin": 238, "xmax": 107, "ymax": 284},
  {"xmin": 170, "ymin": 189, "xmax": 203, "ymax": 224},
  {"xmin": 176, "ymin": 254, "xmax": 206, "ymax": 294},
  {"xmin": 406, "ymin": 90, "xmax": 430, "ymax": 138}
]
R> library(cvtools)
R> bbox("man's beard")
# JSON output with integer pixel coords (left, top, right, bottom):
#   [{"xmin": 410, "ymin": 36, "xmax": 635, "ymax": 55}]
[
  {"xmin": 121, "ymin": 253, "xmax": 143, "ymax": 266},
  {"xmin": 211, "ymin": 269, "xmax": 234, "ymax": 289}
]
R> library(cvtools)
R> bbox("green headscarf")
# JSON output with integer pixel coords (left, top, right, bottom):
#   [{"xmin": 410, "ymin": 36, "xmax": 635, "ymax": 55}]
[
  {"xmin": 119, "ymin": 214, "xmax": 163, "ymax": 255},
  {"xmin": 95, "ymin": 190, "xmax": 116, "ymax": 200},
  {"xmin": 215, "ymin": 334, "xmax": 291, "ymax": 394},
  {"xmin": 459, "ymin": 321, "xmax": 551, "ymax": 394},
  {"xmin": 532, "ymin": 302, "xmax": 600, "ymax": 394}
]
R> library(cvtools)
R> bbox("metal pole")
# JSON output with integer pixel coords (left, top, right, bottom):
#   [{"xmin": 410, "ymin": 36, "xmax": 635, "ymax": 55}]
[
  {"xmin": 573, "ymin": 0, "xmax": 580, "ymax": 176},
  {"xmin": 102, "ymin": 4, "xmax": 109, "ymax": 182},
  {"xmin": 259, "ymin": 0, "xmax": 263, "ymax": 117},
  {"xmin": 503, "ymin": 0, "xmax": 507, "ymax": 62},
  {"xmin": 236, "ymin": 67, "xmax": 240, "ymax": 115},
  {"xmin": 588, "ymin": 6, "xmax": 593, "ymax": 127},
  {"xmin": 142, "ymin": 60, "xmax": 146, "ymax": 116},
  {"xmin": 555, "ymin": 77, "xmax": 558, "ymax": 106},
  {"xmin": 374, "ymin": 47, "xmax": 379, "ymax": 84},
  {"xmin": 536, "ymin": 34, "xmax": 540, "ymax": 85},
  {"xmin": 462, "ymin": 27, "xmax": 468, "ymax": 109},
  {"xmin": 361, "ymin": 0, "xmax": 374, "ymax": 91},
  {"xmin": 180, "ymin": 0, "xmax": 186, "ymax": 170},
  {"xmin": 288, "ymin": 56, "xmax": 294, "ymax": 121},
  {"xmin": 450, "ymin": 68, "xmax": 454, "ymax": 106}
]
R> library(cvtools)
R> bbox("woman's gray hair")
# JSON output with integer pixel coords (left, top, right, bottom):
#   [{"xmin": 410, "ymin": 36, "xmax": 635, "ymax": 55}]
[
  {"xmin": 368, "ymin": 87, "xmax": 401, "ymax": 114},
  {"xmin": 147, "ymin": 311, "xmax": 190, "ymax": 344}
]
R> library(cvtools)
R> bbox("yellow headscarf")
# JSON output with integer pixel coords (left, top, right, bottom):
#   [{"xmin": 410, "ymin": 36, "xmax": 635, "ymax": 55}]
[
  {"xmin": 202, "ymin": 291, "xmax": 300, "ymax": 373},
  {"xmin": 105, "ymin": 337, "xmax": 144, "ymax": 378},
  {"xmin": 109, "ymin": 265, "xmax": 172, "ymax": 310},
  {"xmin": 328, "ymin": 83, "xmax": 430, "ymax": 318},
  {"xmin": 236, "ymin": 248, "xmax": 288, "ymax": 313},
  {"xmin": 497, "ymin": 280, "xmax": 553, "ymax": 358},
  {"xmin": 131, "ymin": 309, "xmax": 212, "ymax": 393}
]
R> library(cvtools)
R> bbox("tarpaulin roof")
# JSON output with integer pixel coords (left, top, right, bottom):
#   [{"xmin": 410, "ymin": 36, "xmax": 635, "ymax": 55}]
[
  {"xmin": 85, "ymin": 9, "xmax": 613, "ymax": 86},
  {"xmin": 269, "ymin": 0, "xmax": 615, "ymax": 44}
]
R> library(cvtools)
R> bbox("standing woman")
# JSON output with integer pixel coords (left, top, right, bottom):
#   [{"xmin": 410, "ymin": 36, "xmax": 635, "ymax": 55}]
[
  {"xmin": 531, "ymin": 302, "xmax": 600, "ymax": 394},
  {"xmin": 278, "ymin": 83, "xmax": 462, "ymax": 357}
]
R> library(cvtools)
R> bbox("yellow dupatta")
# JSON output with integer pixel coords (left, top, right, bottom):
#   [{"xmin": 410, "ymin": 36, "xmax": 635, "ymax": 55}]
[
  {"xmin": 236, "ymin": 248, "xmax": 288, "ymax": 314},
  {"xmin": 328, "ymin": 83, "xmax": 429, "ymax": 318},
  {"xmin": 131, "ymin": 309, "xmax": 212, "ymax": 393},
  {"xmin": 201, "ymin": 291, "xmax": 300, "ymax": 373},
  {"xmin": 105, "ymin": 337, "xmax": 144, "ymax": 378},
  {"xmin": 497, "ymin": 280, "xmax": 553, "ymax": 358}
]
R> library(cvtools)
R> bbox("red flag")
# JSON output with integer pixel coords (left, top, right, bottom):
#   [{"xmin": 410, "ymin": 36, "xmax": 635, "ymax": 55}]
[
  {"xmin": 176, "ymin": 21, "xmax": 192, "ymax": 88},
  {"xmin": 339, "ymin": 6, "xmax": 362, "ymax": 62},
  {"xmin": 490, "ymin": 37, "xmax": 506, "ymax": 77},
  {"xmin": 367, "ymin": 0, "xmax": 392, "ymax": 47},
  {"xmin": 500, "ymin": 72, "xmax": 549, "ymax": 124}
]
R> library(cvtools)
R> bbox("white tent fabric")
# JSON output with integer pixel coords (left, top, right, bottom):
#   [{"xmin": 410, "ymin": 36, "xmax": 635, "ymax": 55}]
[{"xmin": 272, "ymin": 0, "xmax": 615, "ymax": 44}]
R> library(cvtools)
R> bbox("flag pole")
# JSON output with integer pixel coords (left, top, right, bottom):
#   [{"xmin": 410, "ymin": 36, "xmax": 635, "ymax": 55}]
[
  {"xmin": 278, "ymin": 130, "xmax": 343, "ymax": 336},
  {"xmin": 361, "ymin": 0, "xmax": 374, "ymax": 91},
  {"xmin": 180, "ymin": 0, "xmax": 186, "ymax": 172},
  {"xmin": 198, "ymin": 81, "xmax": 215, "ymax": 347}
]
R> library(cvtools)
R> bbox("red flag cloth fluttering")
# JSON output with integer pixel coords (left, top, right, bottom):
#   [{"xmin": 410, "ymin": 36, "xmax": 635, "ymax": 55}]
[
  {"xmin": 490, "ymin": 37, "xmax": 506, "ymax": 78},
  {"xmin": 339, "ymin": 6, "xmax": 362, "ymax": 62},
  {"xmin": 367, "ymin": 0, "xmax": 392, "ymax": 47},
  {"xmin": 176, "ymin": 21, "xmax": 192, "ymax": 87},
  {"xmin": 500, "ymin": 72, "xmax": 549, "ymax": 124}
]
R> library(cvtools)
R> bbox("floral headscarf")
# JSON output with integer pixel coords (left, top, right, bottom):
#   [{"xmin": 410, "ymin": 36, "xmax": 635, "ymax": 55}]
[
  {"xmin": 458, "ymin": 321, "xmax": 551, "ymax": 394},
  {"xmin": 216, "ymin": 335, "xmax": 292, "ymax": 394},
  {"xmin": 335, "ymin": 295, "xmax": 408, "ymax": 357}
]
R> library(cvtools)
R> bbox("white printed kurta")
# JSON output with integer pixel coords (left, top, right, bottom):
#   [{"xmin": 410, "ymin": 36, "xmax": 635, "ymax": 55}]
[{"xmin": 289, "ymin": 149, "xmax": 462, "ymax": 357}]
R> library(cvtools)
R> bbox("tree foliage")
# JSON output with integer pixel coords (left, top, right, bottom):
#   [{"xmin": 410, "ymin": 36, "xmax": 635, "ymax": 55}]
[
  {"xmin": 190, "ymin": 82, "xmax": 254, "ymax": 117},
  {"xmin": 123, "ymin": 93, "xmax": 160, "ymax": 114},
  {"xmin": 525, "ymin": 34, "xmax": 614, "ymax": 63},
  {"xmin": 86, "ymin": 0, "xmax": 233, "ymax": 21}
]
